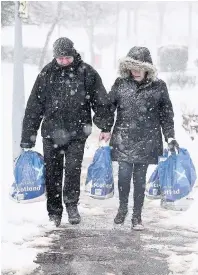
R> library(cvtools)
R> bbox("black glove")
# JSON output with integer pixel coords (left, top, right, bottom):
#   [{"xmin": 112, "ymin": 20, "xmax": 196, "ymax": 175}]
[
  {"xmin": 20, "ymin": 142, "xmax": 34, "ymax": 149},
  {"xmin": 168, "ymin": 138, "xmax": 179, "ymax": 152}
]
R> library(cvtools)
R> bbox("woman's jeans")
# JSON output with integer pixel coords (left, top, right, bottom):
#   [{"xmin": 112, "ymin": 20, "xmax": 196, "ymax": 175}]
[{"xmin": 118, "ymin": 161, "xmax": 148, "ymax": 218}]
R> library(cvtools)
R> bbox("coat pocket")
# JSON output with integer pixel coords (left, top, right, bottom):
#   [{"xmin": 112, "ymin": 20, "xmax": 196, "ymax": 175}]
[{"xmin": 111, "ymin": 127, "xmax": 129, "ymax": 152}]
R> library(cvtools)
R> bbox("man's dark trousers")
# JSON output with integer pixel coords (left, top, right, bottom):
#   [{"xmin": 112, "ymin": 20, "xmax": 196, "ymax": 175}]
[{"xmin": 43, "ymin": 138, "xmax": 86, "ymax": 218}]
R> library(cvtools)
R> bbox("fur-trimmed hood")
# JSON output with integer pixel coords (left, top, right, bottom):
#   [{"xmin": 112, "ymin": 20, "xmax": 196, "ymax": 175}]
[{"xmin": 119, "ymin": 47, "xmax": 157, "ymax": 81}]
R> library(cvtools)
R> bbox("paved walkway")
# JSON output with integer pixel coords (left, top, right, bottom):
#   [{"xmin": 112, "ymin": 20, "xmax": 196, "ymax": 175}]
[{"xmin": 30, "ymin": 191, "xmax": 198, "ymax": 275}]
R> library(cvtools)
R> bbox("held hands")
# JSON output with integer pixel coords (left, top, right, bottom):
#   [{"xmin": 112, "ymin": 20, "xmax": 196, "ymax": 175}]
[{"xmin": 99, "ymin": 132, "xmax": 111, "ymax": 143}]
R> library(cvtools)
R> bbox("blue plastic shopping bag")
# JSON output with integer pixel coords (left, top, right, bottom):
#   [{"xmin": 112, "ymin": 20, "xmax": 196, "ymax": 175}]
[
  {"xmin": 85, "ymin": 146, "xmax": 114, "ymax": 199},
  {"xmin": 158, "ymin": 148, "xmax": 197, "ymax": 202},
  {"xmin": 9, "ymin": 150, "xmax": 46, "ymax": 203},
  {"xmin": 146, "ymin": 167, "xmax": 161, "ymax": 199}
]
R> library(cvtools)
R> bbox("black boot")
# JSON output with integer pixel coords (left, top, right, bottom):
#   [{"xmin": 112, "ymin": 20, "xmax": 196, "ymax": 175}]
[
  {"xmin": 49, "ymin": 215, "xmax": 62, "ymax": 227},
  {"xmin": 66, "ymin": 203, "xmax": 81, "ymax": 225},
  {"xmin": 132, "ymin": 212, "xmax": 144, "ymax": 231},
  {"xmin": 114, "ymin": 203, "xmax": 128, "ymax": 224}
]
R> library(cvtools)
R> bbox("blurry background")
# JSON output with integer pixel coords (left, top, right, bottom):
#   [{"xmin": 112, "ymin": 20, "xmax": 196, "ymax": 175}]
[
  {"xmin": 1, "ymin": 1, "xmax": 198, "ymax": 175},
  {"xmin": 2, "ymin": 1, "xmax": 198, "ymax": 73}
]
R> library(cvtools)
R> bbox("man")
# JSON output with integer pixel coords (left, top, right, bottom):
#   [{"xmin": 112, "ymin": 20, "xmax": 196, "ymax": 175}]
[{"xmin": 20, "ymin": 37, "xmax": 112, "ymax": 227}]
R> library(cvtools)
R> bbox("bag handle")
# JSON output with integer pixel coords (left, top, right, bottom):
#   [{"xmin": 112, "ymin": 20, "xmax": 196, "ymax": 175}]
[
  {"xmin": 168, "ymin": 146, "xmax": 180, "ymax": 156},
  {"xmin": 85, "ymin": 139, "xmax": 109, "ymax": 150},
  {"xmin": 98, "ymin": 139, "xmax": 109, "ymax": 147}
]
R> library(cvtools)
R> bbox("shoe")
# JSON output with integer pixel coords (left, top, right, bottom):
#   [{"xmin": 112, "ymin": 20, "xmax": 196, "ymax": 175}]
[
  {"xmin": 114, "ymin": 203, "xmax": 128, "ymax": 224},
  {"xmin": 132, "ymin": 217, "xmax": 144, "ymax": 231},
  {"xmin": 49, "ymin": 215, "xmax": 61, "ymax": 227},
  {"xmin": 66, "ymin": 204, "xmax": 81, "ymax": 225}
]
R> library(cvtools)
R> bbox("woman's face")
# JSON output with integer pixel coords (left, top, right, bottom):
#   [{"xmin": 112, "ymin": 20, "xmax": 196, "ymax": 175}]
[
  {"xmin": 56, "ymin": 56, "xmax": 74, "ymax": 66},
  {"xmin": 131, "ymin": 69, "xmax": 146, "ymax": 82}
]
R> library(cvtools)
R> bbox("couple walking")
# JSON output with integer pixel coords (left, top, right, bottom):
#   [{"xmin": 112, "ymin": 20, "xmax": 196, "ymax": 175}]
[{"xmin": 20, "ymin": 37, "xmax": 178, "ymax": 230}]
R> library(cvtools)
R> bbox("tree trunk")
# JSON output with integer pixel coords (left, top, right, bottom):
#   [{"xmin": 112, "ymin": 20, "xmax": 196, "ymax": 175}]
[
  {"xmin": 12, "ymin": 1, "xmax": 25, "ymax": 163},
  {"xmin": 126, "ymin": 8, "xmax": 131, "ymax": 39},
  {"xmin": 133, "ymin": 6, "xmax": 139, "ymax": 45},
  {"xmin": 87, "ymin": 19, "xmax": 95, "ymax": 66},
  {"xmin": 188, "ymin": 2, "xmax": 193, "ymax": 67},
  {"xmin": 38, "ymin": 2, "xmax": 62, "ymax": 70},
  {"xmin": 188, "ymin": 2, "xmax": 192, "ymax": 44},
  {"xmin": 114, "ymin": 2, "xmax": 119, "ymax": 68},
  {"xmin": 38, "ymin": 19, "xmax": 58, "ymax": 70},
  {"xmin": 157, "ymin": 3, "xmax": 166, "ymax": 47}
]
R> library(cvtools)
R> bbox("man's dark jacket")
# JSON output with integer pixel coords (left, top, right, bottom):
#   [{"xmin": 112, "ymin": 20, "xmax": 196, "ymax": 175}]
[{"xmin": 21, "ymin": 54, "xmax": 113, "ymax": 148}]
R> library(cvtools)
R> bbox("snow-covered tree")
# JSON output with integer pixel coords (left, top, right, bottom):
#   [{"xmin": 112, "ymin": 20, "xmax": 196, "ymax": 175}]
[
  {"xmin": 157, "ymin": 2, "xmax": 167, "ymax": 46},
  {"xmin": 1, "ymin": 1, "xmax": 15, "ymax": 27},
  {"xmin": 64, "ymin": 1, "xmax": 116, "ymax": 66}
]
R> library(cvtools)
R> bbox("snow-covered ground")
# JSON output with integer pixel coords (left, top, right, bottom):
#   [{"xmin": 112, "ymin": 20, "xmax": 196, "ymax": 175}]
[{"xmin": 1, "ymin": 62, "xmax": 198, "ymax": 274}]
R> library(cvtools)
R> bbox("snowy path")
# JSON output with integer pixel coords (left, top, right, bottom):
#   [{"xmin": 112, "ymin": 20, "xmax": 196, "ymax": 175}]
[{"xmin": 27, "ymin": 188, "xmax": 198, "ymax": 275}]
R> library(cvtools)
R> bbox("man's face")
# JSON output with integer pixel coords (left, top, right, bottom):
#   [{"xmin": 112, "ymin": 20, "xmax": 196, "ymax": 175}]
[
  {"xmin": 56, "ymin": 56, "xmax": 74, "ymax": 66},
  {"xmin": 131, "ymin": 69, "xmax": 145, "ymax": 82}
]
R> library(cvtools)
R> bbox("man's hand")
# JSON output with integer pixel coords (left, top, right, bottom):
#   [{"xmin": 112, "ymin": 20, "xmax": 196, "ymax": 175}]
[
  {"xmin": 168, "ymin": 138, "xmax": 179, "ymax": 151},
  {"xmin": 99, "ymin": 132, "xmax": 111, "ymax": 143}
]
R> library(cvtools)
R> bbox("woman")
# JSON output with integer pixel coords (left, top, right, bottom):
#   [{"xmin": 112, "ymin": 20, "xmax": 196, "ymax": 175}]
[{"xmin": 107, "ymin": 47, "xmax": 178, "ymax": 230}]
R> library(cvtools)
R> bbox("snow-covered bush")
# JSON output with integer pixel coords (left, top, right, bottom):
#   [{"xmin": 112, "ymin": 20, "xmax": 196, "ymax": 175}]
[
  {"xmin": 158, "ymin": 45, "xmax": 188, "ymax": 72},
  {"xmin": 167, "ymin": 71, "xmax": 197, "ymax": 89},
  {"xmin": 181, "ymin": 105, "xmax": 198, "ymax": 140}
]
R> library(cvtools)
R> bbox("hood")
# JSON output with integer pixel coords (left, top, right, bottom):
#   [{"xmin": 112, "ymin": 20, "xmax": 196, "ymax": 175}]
[{"xmin": 119, "ymin": 46, "xmax": 157, "ymax": 81}]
